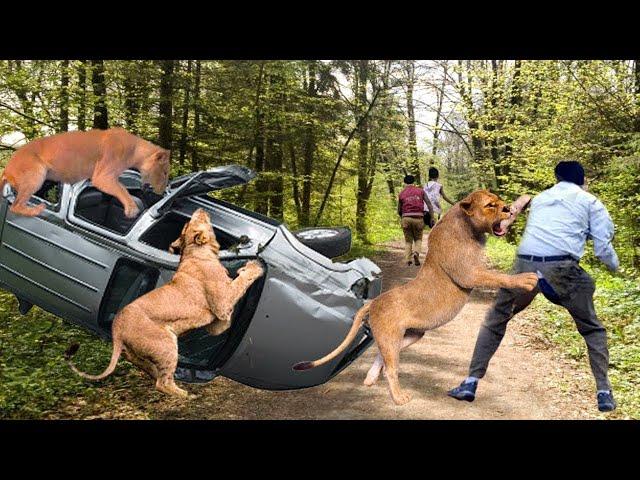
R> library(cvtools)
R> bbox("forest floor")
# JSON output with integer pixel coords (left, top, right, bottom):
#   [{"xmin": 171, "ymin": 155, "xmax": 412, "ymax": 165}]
[{"xmin": 42, "ymin": 239, "xmax": 607, "ymax": 420}]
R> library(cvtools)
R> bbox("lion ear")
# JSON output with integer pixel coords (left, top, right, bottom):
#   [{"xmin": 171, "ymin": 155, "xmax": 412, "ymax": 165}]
[
  {"xmin": 154, "ymin": 150, "xmax": 169, "ymax": 163},
  {"xmin": 459, "ymin": 199, "xmax": 474, "ymax": 216},
  {"xmin": 194, "ymin": 230, "xmax": 210, "ymax": 246}
]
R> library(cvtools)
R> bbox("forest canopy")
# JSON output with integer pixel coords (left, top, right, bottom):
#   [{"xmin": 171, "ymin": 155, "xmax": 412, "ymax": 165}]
[{"xmin": 0, "ymin": 60, "xmax": 638, "ymax": 271}]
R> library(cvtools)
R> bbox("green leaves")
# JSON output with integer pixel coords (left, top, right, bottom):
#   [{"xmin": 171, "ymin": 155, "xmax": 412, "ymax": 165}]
[{"xmin": 0, "ymin": 290, "xmax": 132, "ymax": 419}]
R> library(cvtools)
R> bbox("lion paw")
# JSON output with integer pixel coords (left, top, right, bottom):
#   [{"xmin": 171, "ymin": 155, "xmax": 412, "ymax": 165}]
[
  {"xmin": 239, "ymin": 261, "xmax": 264, "ymax": 279},
  {"xmin": 392, "ymin": 391, "xmax": 413, "ymax": 406},
  {"xmin": 124, "ymin": 204, "xmax": 141, "ymax": 219},
  {"xmin": 514, "ymin": 272, "xmax": 539, "ymax": 291}
]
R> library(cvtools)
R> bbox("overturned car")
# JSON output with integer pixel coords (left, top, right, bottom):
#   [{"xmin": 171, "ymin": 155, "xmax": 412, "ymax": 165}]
[{"xmin": 0, "ymin": 166, "xmax": 382, "ymax": 390}]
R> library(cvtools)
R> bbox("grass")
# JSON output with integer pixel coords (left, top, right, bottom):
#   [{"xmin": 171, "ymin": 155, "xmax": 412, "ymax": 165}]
[
  {"xmin": 486, "ymin": 237, "xmax": 640, "ymax": 419},
  {"xmin": 0, "ymin": 290, "xmax": 140, "ymax": 419}
]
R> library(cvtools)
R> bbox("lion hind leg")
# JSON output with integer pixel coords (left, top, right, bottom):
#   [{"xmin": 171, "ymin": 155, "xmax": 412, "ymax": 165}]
[
  {"xmin": 123, "ymin": 348, "xmax": 159, "ymax": 380},
  {"xmin": 5, "ymin": 157, "xmax": 48, "ymax": 217},
  {"xmin": 152, "ymin": 331, "xmax": 190, "ymax": 398}
]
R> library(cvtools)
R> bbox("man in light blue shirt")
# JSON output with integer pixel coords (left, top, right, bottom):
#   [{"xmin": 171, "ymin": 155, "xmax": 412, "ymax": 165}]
[{"xmin": 448, "ymin": 161, "xmax": 619, "ymax": 412}]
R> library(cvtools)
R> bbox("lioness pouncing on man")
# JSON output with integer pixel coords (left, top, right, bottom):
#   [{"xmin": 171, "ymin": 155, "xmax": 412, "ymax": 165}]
[
  {"xmin": 1, "ymin": 127, "xmax": 170, "ymax": 218},
  {"xmin": 293, "ymin": 190, "xmax": 537, "ymax": 406}
]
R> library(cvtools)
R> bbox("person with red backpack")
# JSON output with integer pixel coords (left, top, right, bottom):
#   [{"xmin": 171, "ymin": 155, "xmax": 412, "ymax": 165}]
[{"xmin": 398, "ymin": 174, "xmax": 435, "ymax": 266}]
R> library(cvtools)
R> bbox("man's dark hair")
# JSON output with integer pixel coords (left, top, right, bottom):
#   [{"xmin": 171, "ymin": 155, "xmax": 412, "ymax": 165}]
[
  {"xmin": 428, "ymin": 167, "xmax": 439, "ymax": 180},
  {"xmin": 554, "ymin": 160, "xmax": 585, "ymax": 186},
  {"xmin": 404, "ymin": 174, "xmax": 415, "ymax": 184}
]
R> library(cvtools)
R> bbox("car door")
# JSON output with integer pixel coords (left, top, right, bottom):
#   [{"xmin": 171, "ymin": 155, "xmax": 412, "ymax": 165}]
[{"xmin": 0, "ymin": 183, "xmax": 120, "ymax": 335}]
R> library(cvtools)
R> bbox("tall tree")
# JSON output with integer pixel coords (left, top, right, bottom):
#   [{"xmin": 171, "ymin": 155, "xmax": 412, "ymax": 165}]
[
  {"xmin": 122, "ymin": 63, "xmax": 140, "ymax": 133},
  {"xmin": 431, "ymin": 62, "xmax": 448, "ymax": 157},
  {"xmin": 635, "ymin": 59, "xmax": 640, "ymax": 132},
  {"xmin": 355, "ymin": 60, "xmax": 372, "ymax": 241},
  {"xmin": 77, "ymin": 60, "xmax": 87, "ymax": 131},
  {"xmin": 265, "ymin": 67, "xmax": 286, "ymax": 220},
  {"xmin": 158, "ymin": 60, "xmax": 174, "ymax": 150},
  {"xmin": 13, "ymin": 60, "xmax": 38, "ymax": 139},
  {"xmin": 91, "ymin": 60, "xmax": 108, "ymax": 129},
  {"xmin": 191, "ymin": 60, "xmax": 201, "ymax": 172},
  {"xmin": 58, "ymin": 60, "xmax": 69, "ymax": 132},
  {"xmin": 253, "ymin": 64, "xmax": 268, "ymax": 215},
  {"xmin": 178, "ymin": 60, "xmax": 192, "ymax": 165},
  {"xmin": 300, "ymin": 60, "xmax": 317, "ymax": 226},
  {"xmin": 404, "ymin": 60, "xmax": 421, "ymax": 180}
]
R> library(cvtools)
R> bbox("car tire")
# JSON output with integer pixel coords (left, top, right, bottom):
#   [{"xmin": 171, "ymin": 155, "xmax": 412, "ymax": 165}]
[{"xmin": 293, "ymin": 227, "xmax": 352, "ymax": 258}]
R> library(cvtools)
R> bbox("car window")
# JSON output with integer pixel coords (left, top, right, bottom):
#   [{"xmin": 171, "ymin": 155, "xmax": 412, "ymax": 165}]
[
  {"xmin": 73, "ymin": 185, "xmax": 145, "ymax": 236},
  {"xmin": 32, "ymin": 180, "xmax": 62, "ymax": 212},
  {"xmin": 139, "ymin": 210, "xmax": 240, "ymax": 253}
]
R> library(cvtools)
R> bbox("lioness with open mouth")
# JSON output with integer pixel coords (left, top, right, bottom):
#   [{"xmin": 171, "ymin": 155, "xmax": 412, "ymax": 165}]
[
  {"xmin": 1, "ymin": 127, "xmax": 169, "ymax": 218},
  {"xmin": 294, "ymin": 190, "xmax": 537, "ymax": 405},
  {"xmin": 66, "ymin": 208, "xmax": 264, "ymax": 397}
]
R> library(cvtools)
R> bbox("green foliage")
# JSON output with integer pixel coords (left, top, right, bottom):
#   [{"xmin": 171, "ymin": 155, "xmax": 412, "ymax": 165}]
[{"xmin": 0, "ymin": 290, "xmax": 134, "ymax": 418}]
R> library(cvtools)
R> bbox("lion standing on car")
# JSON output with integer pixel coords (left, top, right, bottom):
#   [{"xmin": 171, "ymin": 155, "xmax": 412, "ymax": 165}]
[
  {"xmin": 1, "ymin": 127, "xmax": 170, "ymax": 218},
  {"xmin": 66, "ymin": 208, "xmax": 264, "ymax": 397}
]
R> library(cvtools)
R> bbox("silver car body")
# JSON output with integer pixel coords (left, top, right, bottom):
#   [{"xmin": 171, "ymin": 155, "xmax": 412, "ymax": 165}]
[{"xmin": 0, "ymin": 166, "xmax": 382, "ymax": 390}]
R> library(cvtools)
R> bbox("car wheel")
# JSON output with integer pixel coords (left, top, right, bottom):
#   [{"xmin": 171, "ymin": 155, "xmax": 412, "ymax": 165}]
[{"xmin": 293, "ymin": 227, "xmax": 352, "ymax": 258}]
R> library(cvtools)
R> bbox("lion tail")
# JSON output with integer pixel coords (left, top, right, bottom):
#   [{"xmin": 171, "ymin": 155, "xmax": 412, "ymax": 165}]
[{"xmin": 66, "ymin": 331, "xmax": 124, "ymax": 381}]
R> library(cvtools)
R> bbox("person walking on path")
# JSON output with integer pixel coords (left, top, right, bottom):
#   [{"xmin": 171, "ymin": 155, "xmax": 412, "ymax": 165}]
[
  {"xmin": 399, "ymin": 174, "xmax": 434, "ymax": 266},
  {"xmin": 448, "ymin": 160, "xmax": 620, "ymax": 412},
  {"xmin": 423, "ymin": 167, "xmax": 455, "ymax": 227}
]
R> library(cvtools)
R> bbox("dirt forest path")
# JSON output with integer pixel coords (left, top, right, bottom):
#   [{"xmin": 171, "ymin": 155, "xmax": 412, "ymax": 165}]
[{"xmin": 49, "ymin": 239, "xmax": 600, "ymax": 420}]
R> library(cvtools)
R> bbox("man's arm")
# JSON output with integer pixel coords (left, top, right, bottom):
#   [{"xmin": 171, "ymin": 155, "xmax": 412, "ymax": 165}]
[
  {"xmin": 440, "ymin": 186, "xmax": 455, "ymax": 206},
  {"xmin": 397, "ymin": 196, "xmax": 403, "ymax": 217},
  {"xmin": 588, "ymin": 198, "xmax": 619, "ymax": 272}
]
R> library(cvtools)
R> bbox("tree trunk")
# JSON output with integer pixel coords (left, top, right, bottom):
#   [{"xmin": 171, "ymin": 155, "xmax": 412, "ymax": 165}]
[
  {"xmin": 635, "ymin": 60, "xmax": 640, "ymax": 132},
  {"xmin": 457, "ymin": 60, "xmax": 485, "ymax": 171},
  {"xmin": 405, "ymin": 60, "xmax": 421, "ymax": 181},
  {"xmin": 380, "ymin": 154, "xmax": 396, "ymax": 198},
  {"xmin": 355, "ymin": 60, "xmax": 371, "ymax": 241},
  {"xmin": 253, "ymin": 65, "xmax": 268, "ymax": 216},
  {"xmin": 158, "ymin": 60, "xmax": 174, "ymax": 150},
  {"xmin": 313, "ymin": 86, "xmax": 382, "ymax": 227},
  {"xmin": 301, "ymin": 60, "xmax": 317, "ymax": 226},
  {"xmin": 91, "ymin": 60, "xmax": 109, "ymax": 129},
  {"xmin": 77, "ymin": 60, "xmax": 87, "ymax": 131},
  {"xmin": 123, "ymin": 63, "xmax": 140, "ymax": 134},
  {"xmin": 288, "ymin": 142, "xmax": 302, "ymax": 221},
  {"xmin": 504, "ymin": 59, "xmax": 522, "ymax": 159},
  {"xmin": 432, "ymin": 62, "xmax": 448, "ymax": 157},
  {"xmin": 178, "ymin": 60, "xmax": 192, "ymax": 165},
  {"xmin": 58, "ymin": 60, "xmax": 69, "ymax": 132},
  {"xmin": 267, "ymin": 69, "xmax": 285, "ymax": 221},
  {"xmin": 488, "ymin": 60, "xmax": 502, "ymax": 192},
  {"xmin": 14, "ymin": 61, "xmax": 38, "ymax": 140},
  {"xmin": 191, "ymin": 60, "xmax": 201, "ymax": 172},
  {"xmin": 266, "ymin": 135, "xmax": 284, "ymax": 220}
]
